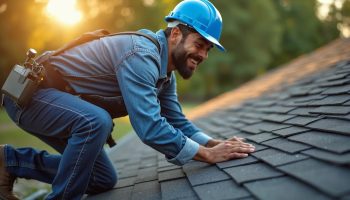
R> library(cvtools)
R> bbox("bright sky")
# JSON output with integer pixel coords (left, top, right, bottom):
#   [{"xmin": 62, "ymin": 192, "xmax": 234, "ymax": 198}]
[
  {"xmin": 317, "ymin": 0, "xmax": 344, "ymax": 19},
  {"xmin": 45, "ymin": 0, "xmax": 82, "ymax": 25}
]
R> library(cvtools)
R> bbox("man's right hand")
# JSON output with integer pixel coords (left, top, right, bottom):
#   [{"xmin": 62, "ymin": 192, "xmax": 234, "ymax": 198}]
[{"xmin": 194, "ymin": 140, "xmax": 255, "ymax": 164}]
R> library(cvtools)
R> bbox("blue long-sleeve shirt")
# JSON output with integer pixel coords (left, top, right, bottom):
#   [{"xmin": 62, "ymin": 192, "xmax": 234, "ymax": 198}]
[{"xmin": 49, "ymin": 29, "xmax": 212, "ymax": 165}]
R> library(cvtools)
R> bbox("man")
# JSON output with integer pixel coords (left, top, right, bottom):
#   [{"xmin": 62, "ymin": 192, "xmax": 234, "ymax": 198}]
[{"xmin": 0, "ymin": 0, "xmax": 255, "ymax": 199}]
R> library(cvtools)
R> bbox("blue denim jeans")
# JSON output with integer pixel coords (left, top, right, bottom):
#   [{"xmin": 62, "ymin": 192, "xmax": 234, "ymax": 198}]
[{"xmin": 3, "ymin": 88, "xmax": 117, "ymax": 199}]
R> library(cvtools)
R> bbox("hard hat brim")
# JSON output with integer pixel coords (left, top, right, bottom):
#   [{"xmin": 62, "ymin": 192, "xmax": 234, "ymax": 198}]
[{"xmin": 195, "ymin": 28, "xmax": 226, "ymax": 52}]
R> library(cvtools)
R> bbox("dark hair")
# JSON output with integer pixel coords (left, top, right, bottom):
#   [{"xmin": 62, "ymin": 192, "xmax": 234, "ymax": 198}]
[{"xmin": 164, "ymin": 23, "xmax": 197, "ymax": 39}]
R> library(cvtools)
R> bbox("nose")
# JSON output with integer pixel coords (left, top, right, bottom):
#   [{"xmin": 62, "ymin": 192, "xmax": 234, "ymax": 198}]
[{"xmin": 199, "ymin": 49, "xmax": 208, "ymax": 61}]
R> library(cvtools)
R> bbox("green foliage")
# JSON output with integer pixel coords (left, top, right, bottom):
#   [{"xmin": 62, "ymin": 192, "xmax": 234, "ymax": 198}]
[
  {"xmin": 0, "ymin": 0, "xmax": 346, "ymax": 100},
  {"xmin": 270, "ymin": 0, "xmax": 339, "ymax": 68}
]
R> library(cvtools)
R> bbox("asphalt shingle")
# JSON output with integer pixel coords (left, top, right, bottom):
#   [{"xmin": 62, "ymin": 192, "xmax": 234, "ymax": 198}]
[
  {"xmin": 307, "ymin": 117, "xmax": 350, "ymax": 135},
  {"xmin": 216, "ymin": 156, "xmax": 259, "ymax": 169},
  {"xmin": 193, "ymin": 180, "xmax": 251, "ymax": 200},
  {"xmin": 288, "ymin": 131, "xmax": 350, "ymax": 153},
  {"xmin": 160, "ymin": 178, "xmax": 198, "ymax": 200},
  {"xmin": 252, "ymin": 148, "xmax": 308, "ymax": 166},
  {"xmin": 185, "ymin": 165, "xmax": 230, "ymax": 186},
  {"xmin": 244, "ymin": 177, "xmax": 332, "ymax": 200},
  {"xmin": 131, "ymin": 181, "xmax": 161, "ymax": 200},
  {"xmin": 272, "ymin": 126, "xmax": 310, "ymax": 137},
  {"xmin": 224, "ymin": 163, "xmax": 284, "ymax": 184},
  {"xmin": 284, "ymin": 116, "xmax": 321, "ymax": 126},
  {"xmin": 302, "ymin": 148, "xmax": 350, "ymax": 165},
  {"xmin": 158, "ymin": 168, "xmax": 185, "ymax": 182},
  {"xmin": 246, "ymin": 132, "xmax": 280, "ymax": 143},
  {"xmin": 262, "ymin": 138, "xmax": 311, "ymax": 153},
  {"xmin": 278, "ymin": 159, "xmax": 350, "ymax": 197}
]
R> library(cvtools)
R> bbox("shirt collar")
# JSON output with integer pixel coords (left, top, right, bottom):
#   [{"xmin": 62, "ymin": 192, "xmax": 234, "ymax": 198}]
[{"xmin": 156, "ymin": 30, "xmax": 169, "ymax": 79}]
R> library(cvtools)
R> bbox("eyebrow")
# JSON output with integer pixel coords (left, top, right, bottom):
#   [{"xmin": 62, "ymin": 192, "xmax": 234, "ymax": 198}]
[{"xmin": 198, "ymin": 37, "xmax": 214, "ymax": 49}]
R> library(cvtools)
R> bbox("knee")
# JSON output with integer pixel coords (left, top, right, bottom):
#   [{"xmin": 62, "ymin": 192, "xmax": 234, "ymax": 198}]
[
  {"xmin": 87, "ymin": 169, "xmax": 118, "ymax": 194},
  {"xmin": 92, "ymin": 111, "xmax": 113, "ymax": 135}
]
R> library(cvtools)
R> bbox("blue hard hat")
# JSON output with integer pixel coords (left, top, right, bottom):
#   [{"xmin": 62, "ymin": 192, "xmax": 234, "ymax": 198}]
[{"xmin": 165, "ymin": 0, "xmax": 225, "ymax": 52}]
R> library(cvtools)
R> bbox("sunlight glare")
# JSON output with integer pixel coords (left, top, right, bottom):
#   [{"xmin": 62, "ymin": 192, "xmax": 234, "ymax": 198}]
[{"xmin": 46, "ymin": 0, "xmax": 82, "ymax": 25}]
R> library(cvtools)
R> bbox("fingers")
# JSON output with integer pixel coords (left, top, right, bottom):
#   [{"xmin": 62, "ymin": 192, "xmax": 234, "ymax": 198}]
[
  {"xmin": 223, "ymin": 141, "xmax": 255, "ymax": 153},
  {"xmin": 227, "ymin": 136, "xmax": 246, "ymax": 142},
  {"xmin": 229, "ymin": 152, "xmax": 249, "ymax": 159}
]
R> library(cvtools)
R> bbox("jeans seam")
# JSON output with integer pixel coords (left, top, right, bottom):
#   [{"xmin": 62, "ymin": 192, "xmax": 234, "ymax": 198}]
[
  {"xmin": 33, "ymin": 98, "xmax": 93, "ymax": 199},
  {"xmin": 64, "ymin": 119, "xmax": 92, "ymax": 199}
]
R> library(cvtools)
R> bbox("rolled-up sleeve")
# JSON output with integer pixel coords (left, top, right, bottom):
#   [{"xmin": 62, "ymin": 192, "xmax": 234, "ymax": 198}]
[{"xmin": 116, "ymin": 49, "xmax": 198, "ymax": 165}]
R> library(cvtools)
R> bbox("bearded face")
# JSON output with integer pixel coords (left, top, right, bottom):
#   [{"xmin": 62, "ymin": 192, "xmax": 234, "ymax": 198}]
[{"xmin": 171, "ymin": 33, "xmax": 211, "ymax": 80}]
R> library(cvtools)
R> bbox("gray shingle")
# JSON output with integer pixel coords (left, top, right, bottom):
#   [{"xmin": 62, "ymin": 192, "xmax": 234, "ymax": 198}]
[
  {"xmin": 319, "ymin": 79, "xmax": 350, "ymax": 87},
  {"xmin": 86, "ymin": 186, "xmax": 133, "ymax": 200},
  {"xmin": 157, "ymin": 165, "xmax": 181, "ymax": 172},
  {"xmin": 272, "ymin": 126, "xmax": 310, "ymax": 137},
  {"xmin": 224, "ymin": 163, "xmax": 284, "ymax": 184},
  {"xmin": 278, "ymin": 159, "xmax": 350, "ymax": 197},
  {"xmin": 262, "ymin": 138, "xmax": 311, "ymax": 153},
  {"xmin": 256, "ymin": 106, "xmax": 295, "ymax": 114},
  {"xmin": 114, "ymin": 176, "xmax": 136, "ymax": 189},
  {"xmin": 158, "ymin": 160, "xmax": 175, "ymax": 168},
  {"xmin": 246, "ymin": 132, "xmax": 280, "ymax": 143},
  {"xmin": 216, "ymin": 156, "xmax": 259, "ymax": 169},
  {"xmin": 287, "ymin": 107, "xmax": 319, "ymax": 116},
  {"xmin": 258, "ymin": 122, "xmax": 291, "ymax": 132},
  {"xmin": 322, "ymin": 84, "xmax": 350, "ymax": 95},
  {"xmin": 182, "ymin": 161, "xmax": 211, "ymax": 173},
  {"xmin": 318, "ymin": 73, "xmax": 348, "ymax": 82},
  {"xmin": 309, "ymin": 106, "xmax": 350, "ymax": 115},
  {"xmin": 239, "ymin": 118, "xmax": 262, "ymax": 124},
  {"xmin": 260, "ymin": 114, "xmax": 296, "ymax": 122},
  {"xmin": 307, "ymin": 118, "xmax": 350, "ymax": 135},
  {"xmin": 193, "ymin": 180, "xmax": 251, "ymax": 200},
  {"xmin": 131, "ymin": 181, "xmax": 161, "ymax": 200},
  {"xmin": 160, "ymin": 178, "xmax": 198, "ymax": 200},
  {"xmin": 288, "ymin": 131, "xmax": 350, "ymax": 153},
  {"xmin": 284, "ymin": 116, "xmax": 321, "ymax": 126},
  {"xmin": 185, "ymin": 165, "xmax": 230, "ymax": 186},
  {"xmin": 158, "ymin": 168, "xmax": 185, "ymax": 182},
  {"xmin": 293, "ymin": 94, "xmax": 326, "ymax": 103},
  {"xmin": 302, "ymin": 148, "xmax": 350, "ymax": 165},
  {"xmin": 252, "ymin": 148, "xmax": 308, "ymax": 166},
  {"xmin": 244, "ymin": 177, "xmax": 330, "ymax": 200},
  {"xmin": 244, "ymin": 177, "xmax": 332, "ymax": 200},
  {"xmin": 119, "ymin": 168, "xmax": 139, "ymax": 179},
  {"xmin": 308, "ymin": 94, "xmax": 350, "ymax": 106},
  {"xmin": 135, "ymin": 166, "xmax": 158, "ymax": 183}
]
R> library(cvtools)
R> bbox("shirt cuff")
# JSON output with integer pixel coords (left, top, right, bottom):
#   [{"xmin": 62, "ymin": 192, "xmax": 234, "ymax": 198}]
[
  {"xmin": 190, "ymin": 131, "xmax": 213, "ymax": 146},
  {"xmin": 167, "ymin": 137, "xmax": 199, "ymax": 166}
]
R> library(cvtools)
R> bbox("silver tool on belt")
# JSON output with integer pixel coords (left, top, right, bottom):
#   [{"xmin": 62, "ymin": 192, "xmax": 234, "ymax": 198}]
[{"xmin": 1, "ymin": 48, "xmax": 45, "ymax": 107}]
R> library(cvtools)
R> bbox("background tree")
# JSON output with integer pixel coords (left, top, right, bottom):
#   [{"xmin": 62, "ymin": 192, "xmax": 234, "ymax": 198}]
[{"xmin": 0, "ymin": 0, "xmax": 348, "ymax": 102}]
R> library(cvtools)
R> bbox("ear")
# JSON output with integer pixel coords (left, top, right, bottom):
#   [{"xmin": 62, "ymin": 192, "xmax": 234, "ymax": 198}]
[{"xmin": 169, "ymin": 26, "xmax": 182, "ymax": 45}]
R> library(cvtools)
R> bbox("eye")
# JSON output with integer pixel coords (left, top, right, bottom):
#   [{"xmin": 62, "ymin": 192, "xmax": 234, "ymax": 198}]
[{"xmin": 194, "ymin": 42, "xmax": 201, "ymax": 48}]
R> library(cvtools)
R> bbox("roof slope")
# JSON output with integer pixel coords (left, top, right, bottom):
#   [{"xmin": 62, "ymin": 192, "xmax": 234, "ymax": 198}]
[{"xmin": 86, "ymin": 38, "xmax": 350, "ymax": 200}]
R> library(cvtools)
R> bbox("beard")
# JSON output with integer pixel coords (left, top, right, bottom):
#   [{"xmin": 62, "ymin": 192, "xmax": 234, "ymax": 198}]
[{"xmin": 171, "ymin": 39, "xmax": 203, "ymax": 80}]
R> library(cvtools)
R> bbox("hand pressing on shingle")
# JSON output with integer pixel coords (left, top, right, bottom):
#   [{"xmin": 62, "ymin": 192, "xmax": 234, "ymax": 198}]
[
  {"xmin": 194, "ymin": 140, "xmax": 255, "ymax": 164},
  {"xmin": 205, "ymin": 136, "xmax": 246, "ymax": 148}
]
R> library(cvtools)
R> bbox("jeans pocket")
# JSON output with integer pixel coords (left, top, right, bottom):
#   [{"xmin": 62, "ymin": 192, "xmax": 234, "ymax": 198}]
[{"xmin": 3, "ymin": 95, "xmax": 23, "ymax": 125}]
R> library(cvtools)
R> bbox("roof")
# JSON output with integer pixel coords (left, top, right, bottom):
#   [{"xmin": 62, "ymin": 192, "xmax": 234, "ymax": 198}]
[{"xmin": 85, "ymin": 38, "xmax": 350, "ymax": 200}]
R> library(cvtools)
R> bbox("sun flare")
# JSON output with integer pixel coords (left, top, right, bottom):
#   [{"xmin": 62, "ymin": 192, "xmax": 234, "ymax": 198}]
[{"xmin": 45, "ymin": 0, "xmax": 82, "ymax": 25}]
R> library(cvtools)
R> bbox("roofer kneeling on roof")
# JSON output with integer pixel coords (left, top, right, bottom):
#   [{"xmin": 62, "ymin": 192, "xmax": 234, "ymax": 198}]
[{"xmin": 0, "ymin": 0, "xmax": 255, "ymax": 199}]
